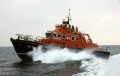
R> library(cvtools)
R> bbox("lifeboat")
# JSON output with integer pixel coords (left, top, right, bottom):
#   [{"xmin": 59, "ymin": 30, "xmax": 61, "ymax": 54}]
[{"xmin": 10, "ymin": 11, "xmax": 110, "ymax": 61}]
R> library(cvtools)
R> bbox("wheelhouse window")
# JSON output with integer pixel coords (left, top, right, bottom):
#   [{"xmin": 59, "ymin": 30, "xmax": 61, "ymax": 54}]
[
  {"xmin": 48, "ymin": 33, "xmax": 52, "ymax": 36},
  {"xmin": 45, "ymin": 32, "xmax": 52, "ymax": 37},
  {"xmin": 58, "ymin": 34, "xmax": 61, "ymax": 38},
  {"xmin": 71, "ymin": 36, "xmax": 74, "ymax": 41},
  {"xmin": 62, "ymin": 34, "xmax": 66, "ymax": 39},
  {"xmin": 76, "ymin": 37, "xmax": 79, "ymax": 41},
  {"xmin": 53, "ymin": 33, "xmax": 57, "ymax": 37}
]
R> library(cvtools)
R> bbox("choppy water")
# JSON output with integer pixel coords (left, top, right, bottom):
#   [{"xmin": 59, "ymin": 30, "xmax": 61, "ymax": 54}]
[{"xmin": 0, "ymin": 45, "xmax": 120, "ymax": 76}]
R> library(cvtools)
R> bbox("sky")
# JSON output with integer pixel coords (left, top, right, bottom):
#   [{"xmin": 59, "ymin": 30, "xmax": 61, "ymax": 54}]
[{"xmin": 0, "ymin": 0, "xmax": 120, "ymax": 46}]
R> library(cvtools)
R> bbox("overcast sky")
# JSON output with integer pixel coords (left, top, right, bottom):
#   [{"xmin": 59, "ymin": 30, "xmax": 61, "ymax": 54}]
[{"xmin": 0, "ymin": 0, "xmax": 120, "ymax": 46}]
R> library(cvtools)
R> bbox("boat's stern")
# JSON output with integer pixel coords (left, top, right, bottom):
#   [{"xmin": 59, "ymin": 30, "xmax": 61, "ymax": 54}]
[{"xmin": 92, "ymin": 47, "xmax": 110, "ymax": 59}]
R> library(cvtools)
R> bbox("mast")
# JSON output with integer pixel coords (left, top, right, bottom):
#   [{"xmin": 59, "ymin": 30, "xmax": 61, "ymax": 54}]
[
  {"xmin": 63, "ymin": 9, "xmax": 72, "ymax": 25},
  {"xmin": 67, "ymin": 9, "xmax": 71, "ymax": 24}
]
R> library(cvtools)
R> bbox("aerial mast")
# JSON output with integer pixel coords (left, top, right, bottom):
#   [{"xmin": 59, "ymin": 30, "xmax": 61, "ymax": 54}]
[
  {"xmin": 63, "ymin": 9, "xmax": 72, "ymax": 25},
  {"xmin": 67, "ymin": 9, "xmax": 72, "ymax": 24}
]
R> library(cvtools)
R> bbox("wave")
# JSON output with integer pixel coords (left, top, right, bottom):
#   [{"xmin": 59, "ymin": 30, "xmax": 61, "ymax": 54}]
[
  {"xmin": 27, "ymin": 46, "xmax": 94, "ymax": 63},
  {"xmin": 73, "ymin": 54, "xmax": 120, "ymax": 76},
  {"xmin": 27, "ymin": 46, "xmax": 120, "ymax": 76}
]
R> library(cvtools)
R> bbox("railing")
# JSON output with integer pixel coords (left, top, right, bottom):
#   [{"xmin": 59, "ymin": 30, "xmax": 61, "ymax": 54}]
[
  {"xmin": 15, "ymin": 34, "xmax": 45, "ymax": 41},
  {"xmin": 98, "ymin": 47, "xmax": 110, "ymax": 52}
]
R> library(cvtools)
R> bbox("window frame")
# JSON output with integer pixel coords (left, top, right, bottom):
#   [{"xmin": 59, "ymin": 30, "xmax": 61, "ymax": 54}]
[
  {"xmin": 71, "ymin": 36, "xmax": 74, "ymax": 41},
  {"xmin": 62, "ymin": 34, "xmax": 66, "ymax": 39},
  {"xmin": 76, "ymin": 37, "xmax": 79, "ymax": 41},
  {"xmin": 58, "ymin": 34, "xmax": 61, "ymax": 38},
  {"xmin": 53, "ymin": 32, "xmax": 57, "ymax": 37}
]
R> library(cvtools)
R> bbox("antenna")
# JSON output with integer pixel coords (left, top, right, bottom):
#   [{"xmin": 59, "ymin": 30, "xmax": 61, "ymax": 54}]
[
  {"xmin": 67, "ymin": 9, "xmax": 71, "ymax": 20},
  {"xmin": 69, "ymin": 9, "xmax": 70, "ymax": 17},
  {"xmin": 67, "ymin": 9, "xmax": 72, "ymax": 24},
  {"xmin": 62, "ymin": 9, "xmax": 72, "ymax": 25}
]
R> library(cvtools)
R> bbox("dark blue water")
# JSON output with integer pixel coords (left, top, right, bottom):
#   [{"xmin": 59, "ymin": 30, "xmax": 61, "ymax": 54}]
[{"xmin": 0, "ymin": 45, "xmax": 120, "ymax": 76}]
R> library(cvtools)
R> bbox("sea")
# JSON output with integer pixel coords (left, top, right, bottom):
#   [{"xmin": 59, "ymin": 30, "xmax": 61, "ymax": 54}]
[{"xmin": 0, "ymin": 45, "xmax": 120, "ymax": 76}]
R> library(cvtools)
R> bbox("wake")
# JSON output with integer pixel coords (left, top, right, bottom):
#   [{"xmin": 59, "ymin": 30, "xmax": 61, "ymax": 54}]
[
  {"xmin": 73, "ymin": 54, "xmax": 120, "ymax": 76},
  {"xmin": 27, "ymin": 46, "xmax": 120, "ymax": 76}
]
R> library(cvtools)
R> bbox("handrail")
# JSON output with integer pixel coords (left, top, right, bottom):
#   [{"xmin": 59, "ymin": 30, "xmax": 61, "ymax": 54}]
[
  {"xmin": 15, "ymin": 34, "xmax": 45, "ymax": 41},
  {"xmin": 97, "ymin": 47, "xmax": 110, "ymax": 52}
]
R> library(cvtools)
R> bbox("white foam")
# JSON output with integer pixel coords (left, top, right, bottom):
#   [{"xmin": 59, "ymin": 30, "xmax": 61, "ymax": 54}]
[
  {"xmin": 27, "ymin": 46, "xmax": 94, "ymax": 63},
  {"xmin": 27, "ymin": 46, "xmax": 120, "ymax": 76},
  {"xmin": 73, "ymin": 54, "xmax": 120, "ymax": 76}
]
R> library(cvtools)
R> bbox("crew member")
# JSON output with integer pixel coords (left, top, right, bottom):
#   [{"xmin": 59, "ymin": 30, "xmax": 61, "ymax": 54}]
[
  {"xmin": 71, "ymin": 25, "xmax": 74, "ymax": 33},
  {"xmin": 76, "ymin": 26, "xmax": 78, "ymax": 34}
]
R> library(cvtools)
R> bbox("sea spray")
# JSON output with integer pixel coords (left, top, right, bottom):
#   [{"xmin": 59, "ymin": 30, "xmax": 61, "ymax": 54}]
[
  {"xmin": 27, "ymin": 46, "xmax": 120, "ymax": 76},
  {"xmin": 73, "ymin": 54, "xmax": 120, "ymax": 76},
  {"xmin": 73, "ymin": 58, "xmax": 107, "ymax": 76},
  {"xmin": 27, "ymin": 46, "xmax": 95, "ymax": 63}
]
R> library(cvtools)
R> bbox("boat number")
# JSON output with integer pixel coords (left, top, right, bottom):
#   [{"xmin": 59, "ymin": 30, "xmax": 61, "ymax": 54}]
[{"xmin": 28, "ymin": 45, "xmax": 34, "ymax": 49}]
